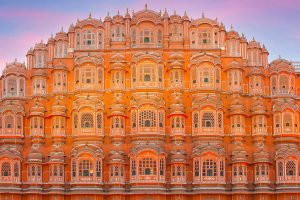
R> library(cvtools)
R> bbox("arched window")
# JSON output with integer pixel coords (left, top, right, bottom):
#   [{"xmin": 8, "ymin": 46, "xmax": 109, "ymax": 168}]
[
  {"xmin": 190, "ymin": 31, "xmax": 196, "ymax": 46},
  {"xmin": 278, "ymin": 161, "xmax": 284, "ymax": 176},
  {"xmin": 139, "ymin": 157, "xmax": 157, "ymax": 175},
  {"xmin": 140, "ymin": 29, "xmax": 154, "ymax": 44},
  {"xmin": 279, "ymin": 75, "xmax": 289, "ymax": 93},
  {"xmin": 111, "ymin": 25, "xmax": 124, "ymax": 42},
  {"xmin": 157, "ymin": 29, "xmax": 162, "ymax": 46},
  {"xmin": 81, "ymin": 113, "xmax": 94, "ymax": 128},
  {"xmin": 198, "ymin": 30, "xmax": 211, "ymax": 45},
  {"xmin": 193, "ymin": 113, "xmax": 199, "ymax": 128},
  {"xmin": 202, "ymin": 112, "xmax": 214, "ymax": 128},
  {"xmin": 5, "ymin": 115, "xmax": 14, "ymax": 129},
  {"xmin": 34, "ymin": 51, "xmax": 46, "ymax": 68},
  {"xmin": 131, "ymin": 28, "xmax": 136, "ymax": 47},
  {"xmin": 79, "ymin": 160, "xmax": 93, "ymax": 177},
  {"xmin": 55, "ymin": 41, "xmax": 67, "ymax": 58},
  {"xmin": 83, "ymin": 31, "xmax": 95, "ymax": 46},
  {"xmin": 170, "ymin": 24, "xmax": 182, "ymax": 41},
  {"xmin": 1, "ymin": 162, "xmax": 11, "ymax": 176},
  {"xmin": 98, "ymin": 31, "xmax": 103, "ymax": 49},
  {"xmin": 283, "ymin": 113, "xmax": 292, "ymax": 132},
  {"xmin": 96, "ymin": 113, "xmax": 102, "ymax": 129},
  {"xmin": 7, "ymin": 77, "xmax": 17, "ymax": 96},
  {"xmin": 139, "ymin": 110, "xmax": 156, "ymax": 128},
  {"xmin": 19, "ymin": 78, "xmax": 25, "ymax": 96},
  {"xmin": 194, "ymin": 160, "xmax": 200, "ymax": 176},
  {"xmin": 286, "ymin": 160, "xmax": 296, "ymax": 176},
  {"xmin": 202, "ymin": 158, "xmax": 217, "ymax": 176}
]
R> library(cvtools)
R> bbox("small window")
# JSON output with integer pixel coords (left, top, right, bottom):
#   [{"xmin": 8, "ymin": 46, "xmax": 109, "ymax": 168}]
[
  {"xmin": 144, "ymin": 74, "xmax": 151, "ymax": 81},
  {"xmin": 144, "ymin": 37, "xmax": 150, "ymax": 43}
]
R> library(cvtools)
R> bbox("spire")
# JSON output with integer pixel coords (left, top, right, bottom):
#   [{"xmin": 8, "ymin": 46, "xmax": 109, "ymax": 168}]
[
  {"xmin": 89, "ymin": 12, "xmax": 92, "ymax": 18},
  {"xmin": 145, "ymin": 3, "xmax": 148, "ymax": 10},
  {"xmin": 231, "ymin": 24, "xmax": 233, "ymax": 30},
  {"xmin": 126, "ymin": 8, "xmax": 129, "ymax": 14}
]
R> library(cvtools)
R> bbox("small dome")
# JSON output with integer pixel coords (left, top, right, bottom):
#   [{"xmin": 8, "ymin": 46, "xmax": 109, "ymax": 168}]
[
  {"xmin": 2, "ymin": 60, "xmax": 26, "ymax": 76},
  {"xmin": 54, "ymin": 30, "xmax": 68, "ymax": 41},
  {"xmin": 104, "ymin": 13, "xmax": 112, "ymax": 22},
  {"xmin": 34, "ymin": 41, "xmax": 47, "ymax": 50},
  {"xmin": 248, "ymin": 38, "xmax": 261, "ymax": 48},
  {"xmin": 182, "ymin": 11, "xmax": 189, "ymax": 21},
  {"xmin": 68, "ymin": 23, "xmax": 75, "ymax": 32},
  {"xmin": 227, "ymin": 30, "xmax": 240, "ymax": 39},
  {"xmin": 125, "ymin": 9, "xmax": 131, "ymax": 19},
  {"xmin": 240, "ymin": 33, "xmax": 247, "ymax": 43},
  {"xmin": 269, "ymin": 58, "xmax": 294, "ymax": 73}
]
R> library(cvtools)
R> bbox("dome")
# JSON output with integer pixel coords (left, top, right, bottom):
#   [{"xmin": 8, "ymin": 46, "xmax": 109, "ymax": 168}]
[
  {"xmin": 112, "ymin": 11, "xmax": 124, "ymax": 23},
  {"xmin": 269, "ymin": 58, "xmax": 294, "ymax": 73},
  {"xmin": 54, "ymin": 30, "xmax": 68, "ymax": 41},
  {"xmin": 34, "ymin": 41, "xmax": 47, "ymax": 50},
  {"xmin": 248, "ymin": 38, "xmax": 261, "ymax": 48},
  {"xmin": 227, "ymin": 26, "xmax": 240, "ymax": 39},
  {"xmin": 2, "ymin": 60, "xmax": 26, "ymax": 76}
]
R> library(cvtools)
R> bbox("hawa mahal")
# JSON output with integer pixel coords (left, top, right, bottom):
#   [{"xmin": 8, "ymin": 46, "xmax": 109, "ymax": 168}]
[{"xmin": 1, "ymin": 5, "xmax": 300, "ymax": 200}]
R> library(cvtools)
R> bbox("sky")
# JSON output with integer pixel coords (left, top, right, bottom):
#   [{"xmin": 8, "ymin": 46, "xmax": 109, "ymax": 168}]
[{"xmin": 0, "ymin": 0, "xmax": 299, "ymax": 70}]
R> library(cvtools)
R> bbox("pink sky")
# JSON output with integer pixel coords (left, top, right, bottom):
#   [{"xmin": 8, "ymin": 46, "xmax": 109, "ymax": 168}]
[{"xmin": 0, "ymin": 0, "xmax": 299, "ymax": 70}]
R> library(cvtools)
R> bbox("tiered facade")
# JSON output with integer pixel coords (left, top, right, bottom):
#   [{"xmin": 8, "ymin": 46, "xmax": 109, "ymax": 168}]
[{"xmin": 1, "ymin": 6, "xmax": 300, "ymax": 200}]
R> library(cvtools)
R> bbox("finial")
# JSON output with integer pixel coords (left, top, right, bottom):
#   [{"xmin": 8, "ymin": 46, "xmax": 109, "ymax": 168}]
[
  {"xmin": 164, "ymin": 8, "xmax": 167, "ymax": 13},
  {"xmin": 184, "ymin": 10, "xmax": 187, "ymax": 16},
  {"xmin": 252, "ymin": 37, "xmax": 255, "ymax": 41},
  {"xmin": 231, "ymin": 24, "xmax": 233, "ymax": 30},
  {"xmin": 145, "ymin": 4, "xmax": 148, "ymax": 10},
  {"xmin": 99, "ymin": 17, "xmax": 102, "ymax": 21},
  {"xmin": 279, "ymin": 55, "xmax": 281, "ymax": 59},
  {"xmin": 107, "ymin": 12, "xmax": 110, "ymax": 16},
  {"xmin": 126, "ymin": 8, "xmax": 129, "ymax": 14},
  {"xmin": 262, "ymin": 44, "xmax": 265, "ymax": 48},
  {"xmin": 174, "ymin": 10, "xmax": 176, "ymax": 15},
  {"xmin": 61, "ymin": 27, "xmax": 64, "ymax": 32},
  {"xmin": 215, "ymin": 17, "xmax": 218, "ymax": 22},
  {"xmin": 159, "ymin": 10, "xmax": 161, "ymax": 16},
  {"xmin": 242, "ymin": 33, "xmax": 244, "ymax": 37},
  {"xmin": 132, "ymin": 10, "xmax": 134, "ymax": 15},
  {"xmin": 15, "ymin": 58, "xmax": 17, "ymax": 62},
  {"xmin": 41, "ymin": 39, "xmax": 43, "ymax": 43},
  {"xmin": 51, "ymin": 33, "xmax": 53, "ymax": 38},
  {"xmin": 117, "ymin": 10, "xmax": 120, "ymax": 15},
  {"xmin": 89, "ymin": 12, "xmax": 92, "ymax": 18},
  {"xmin": 202, "ymin": 12, "xmax": 205, "ymax": 18}
]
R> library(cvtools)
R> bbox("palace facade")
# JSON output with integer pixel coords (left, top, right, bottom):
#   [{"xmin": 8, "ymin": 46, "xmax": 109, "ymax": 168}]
[{"xmin": 1, "ymin": 5, "xmax": 300, "ymax": 200}]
